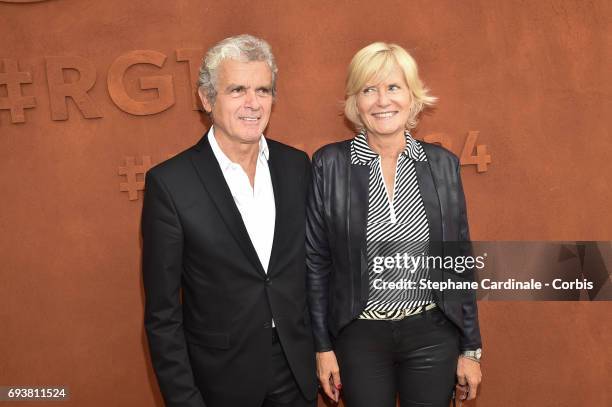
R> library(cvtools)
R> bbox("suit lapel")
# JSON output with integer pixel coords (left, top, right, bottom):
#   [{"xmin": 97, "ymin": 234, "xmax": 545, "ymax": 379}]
[
  {"xmin": 266, "ymin": 142, "xmax": 284, "ymax": 276},
  {"xmin": 189, "ymin": 133, "xmax": 266, "ymax": 277}
]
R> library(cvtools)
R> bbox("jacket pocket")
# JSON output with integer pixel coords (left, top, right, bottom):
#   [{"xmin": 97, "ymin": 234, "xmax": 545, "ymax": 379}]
[{"xmin": 184, "ymin": 326, "xmax": 231, "ymax": 350}]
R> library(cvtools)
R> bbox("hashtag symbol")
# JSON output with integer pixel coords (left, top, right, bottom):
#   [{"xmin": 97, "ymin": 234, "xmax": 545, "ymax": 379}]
[
  {"xmin": 118, "ymin": 156, "xmax": 152, "ymax": 201},
  {"xmin": 0, "ymin": 58, "xmax": 36, "ymax": 124}
]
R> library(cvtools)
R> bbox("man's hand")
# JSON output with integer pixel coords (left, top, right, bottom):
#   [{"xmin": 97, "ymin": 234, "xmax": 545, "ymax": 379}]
[
  {"xmin": 316, "ymin": 351, "xmax": 342, "ymax": 402},
  {"xmin": 456, "ymin": 356, "xmax": 482, "ymax": 403}
]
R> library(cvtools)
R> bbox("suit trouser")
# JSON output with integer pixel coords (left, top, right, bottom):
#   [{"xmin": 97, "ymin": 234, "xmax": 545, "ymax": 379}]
[
  {"xmin": 261, "ymin": 329, "xmax": 316, "ymax": 407},
  {"xmin": 334, "ymin": 308, "xmax": 460, "ymax": 407}
]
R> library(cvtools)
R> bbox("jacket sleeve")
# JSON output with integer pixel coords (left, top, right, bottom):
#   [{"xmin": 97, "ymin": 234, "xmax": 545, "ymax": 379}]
[
  {"xmin": 141, "ymin": 171, "xmax": 206, "ymax": 407},
  {"xmin": 305, "ymin": 153, "xmax": 334, "ymax": 352},
  {"xmin": 455, "ymin": 162, "xmax": 483, "ymax": 351}
]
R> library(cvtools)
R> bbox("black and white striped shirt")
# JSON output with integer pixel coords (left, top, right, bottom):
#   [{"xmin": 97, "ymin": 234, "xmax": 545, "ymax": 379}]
[{"xmin": 351, "ymin": 132, "xmax": 434, "ymax": 320}]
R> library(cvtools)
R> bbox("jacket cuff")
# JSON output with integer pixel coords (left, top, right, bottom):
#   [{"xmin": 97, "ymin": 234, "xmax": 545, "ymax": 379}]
[
  {"xmin": 313, "ymin": 331, "xmax": 333, "ymax": 352},
  {"xmin": 459, "ymin": 338, "xmax": 482, "ymax": 352}
]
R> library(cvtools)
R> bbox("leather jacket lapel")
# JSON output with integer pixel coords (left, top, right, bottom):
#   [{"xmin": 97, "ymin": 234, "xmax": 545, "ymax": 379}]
[
  {"xmin": 349, "ymin": 160, "xmax": 370, "ymax": 306},
  {"xmin": 422, "ymin": 147, "xmax": 448, "ymax": 242},
  {"xmin": 414, "ymin": 160, "xmax": 443, "ymax": 243},
  {"xmin": 414, "ymin": 159, "xmax": 444, "ymax": 284}
]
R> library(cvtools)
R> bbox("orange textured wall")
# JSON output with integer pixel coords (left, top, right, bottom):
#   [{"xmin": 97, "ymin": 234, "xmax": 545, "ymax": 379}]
[{"xmin": 1, "ymin": 1, "xmax": 610, "ymax": 406}]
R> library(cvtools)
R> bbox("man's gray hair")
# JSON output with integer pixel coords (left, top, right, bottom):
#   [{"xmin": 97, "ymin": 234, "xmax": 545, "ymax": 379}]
[{"xmin": 197, "ymin": 34, "xmax": 278, "ymax": 105}]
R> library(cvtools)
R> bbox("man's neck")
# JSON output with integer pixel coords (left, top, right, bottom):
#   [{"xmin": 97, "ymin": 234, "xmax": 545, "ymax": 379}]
[{"xmin": 213, "ymin": 130, "xmax": 261, "ymax": 187}]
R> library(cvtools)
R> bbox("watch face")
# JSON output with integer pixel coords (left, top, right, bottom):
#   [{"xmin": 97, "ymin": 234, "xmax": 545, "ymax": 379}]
[{"xmin": 476, "ymin": 348, "xmax": 482, "ymax": 358}]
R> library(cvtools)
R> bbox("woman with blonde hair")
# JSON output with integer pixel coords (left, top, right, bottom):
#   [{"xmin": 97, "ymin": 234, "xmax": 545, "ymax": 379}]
[{"xmin": 306, "ymin": 42, "xmax": 482, "ymax": 407}]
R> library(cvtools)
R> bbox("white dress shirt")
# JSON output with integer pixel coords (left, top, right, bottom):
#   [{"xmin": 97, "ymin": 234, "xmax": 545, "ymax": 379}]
[{"xmin": 208, "ymin": 127, "xmax": 276, "ymax": 273}]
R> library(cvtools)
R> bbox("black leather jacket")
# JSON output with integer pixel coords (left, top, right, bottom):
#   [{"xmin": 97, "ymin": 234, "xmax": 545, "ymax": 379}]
[{"xmin": 306, "ymin": 139, "xmax": 482, "ymax": 352}]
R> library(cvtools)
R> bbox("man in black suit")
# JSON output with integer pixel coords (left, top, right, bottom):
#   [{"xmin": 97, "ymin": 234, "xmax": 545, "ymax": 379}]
[{"xmin": 142, "ymin": 34, "xmax": 316, "ymax": 407}]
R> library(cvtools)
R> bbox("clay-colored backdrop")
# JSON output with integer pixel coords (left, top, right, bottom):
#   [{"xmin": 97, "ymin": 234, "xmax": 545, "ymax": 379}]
[{"xmin": 1, "ymin": 1, "xmax": 610, "ymax": 406}]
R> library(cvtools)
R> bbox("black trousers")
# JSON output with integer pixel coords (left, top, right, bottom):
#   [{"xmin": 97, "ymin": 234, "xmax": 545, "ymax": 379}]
[
  {"xmin": 262, "ymin": 329, "xmax": 316, "ymax": 407},
  {"xmin": 334, "ymin": 308, "xmax": 460, "ymax": 407}
]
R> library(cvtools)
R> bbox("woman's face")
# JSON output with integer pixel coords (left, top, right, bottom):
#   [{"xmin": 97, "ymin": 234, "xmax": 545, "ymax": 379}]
[{"xmin": 356, "ymin": 64, "xmax": 412, "ymax": 139}]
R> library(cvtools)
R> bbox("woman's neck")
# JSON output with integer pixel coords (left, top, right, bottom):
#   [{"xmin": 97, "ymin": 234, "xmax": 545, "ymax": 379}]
[{"xmin": 366, "ymin": 131, "xmax": 406, "ymax": 158}]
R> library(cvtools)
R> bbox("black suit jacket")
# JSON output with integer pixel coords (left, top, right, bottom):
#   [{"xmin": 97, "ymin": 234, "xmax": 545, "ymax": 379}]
[
  {"xmin": 142, "ymin": 133, "xmax": 317, "ymax": 407},
  {"xmin": 306, "ymin": 139, "xmax": 482, "ymax": 352}
]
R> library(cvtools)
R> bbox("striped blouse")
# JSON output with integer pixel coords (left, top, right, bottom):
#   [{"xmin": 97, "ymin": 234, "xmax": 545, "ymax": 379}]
[{"xmin": 351, "ymin": 132, "xmax": 435, "ymax": 320}]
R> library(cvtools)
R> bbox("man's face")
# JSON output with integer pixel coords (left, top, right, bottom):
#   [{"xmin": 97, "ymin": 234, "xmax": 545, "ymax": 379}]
[{"xmin": 200, "ymin": 59, "xmax": 273, "ymax": 145}]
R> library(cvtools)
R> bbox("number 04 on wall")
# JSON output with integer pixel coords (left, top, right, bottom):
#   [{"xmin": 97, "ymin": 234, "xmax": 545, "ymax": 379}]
[{"xmin": 424, "ymin": 131, "xmax": 492, "ymax": 173}]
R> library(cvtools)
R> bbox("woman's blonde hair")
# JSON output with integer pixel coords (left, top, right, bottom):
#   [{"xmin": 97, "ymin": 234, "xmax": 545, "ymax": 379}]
[{"xmin": 344, "ymin": 42, "xmax": 436, "ymax": 131}]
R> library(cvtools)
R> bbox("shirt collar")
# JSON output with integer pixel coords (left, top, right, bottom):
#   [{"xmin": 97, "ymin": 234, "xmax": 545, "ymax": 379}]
[
  {"xmin": 351, "ymin": 131, "xmax": 425, "ymax": 165},
  {"xmin": 208, "ymin": 126, "xmax": 270, "ymax": 172}
]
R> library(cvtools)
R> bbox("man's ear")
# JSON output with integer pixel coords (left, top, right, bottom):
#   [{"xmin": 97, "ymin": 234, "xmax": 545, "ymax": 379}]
[{"xmin": 198, "ymin": 88, "xmax": 212, "ymax": 113}]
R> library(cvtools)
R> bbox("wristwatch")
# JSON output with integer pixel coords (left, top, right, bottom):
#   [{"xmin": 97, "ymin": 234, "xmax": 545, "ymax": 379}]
[{"xmin": 461, "ymin": 348, "xmax": 482, "ymax": 363}]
